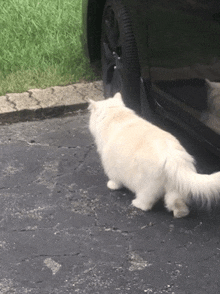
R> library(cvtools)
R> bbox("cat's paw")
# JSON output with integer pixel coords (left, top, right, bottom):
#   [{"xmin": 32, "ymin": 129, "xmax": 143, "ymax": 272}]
[
  {"xmin": 132, "ymin": 199, "xmax": 152, "ymax": 211},
  {"xmin": 107, "ymin": 180, "xmax": 123, "ymax": 190},
  {"xmin": 173, "ymin": 206, "xmax": 190, "ymax": 218},
  {"xmin": 167, "ymin": 199, "xmax": 190, "ymax": 218}
]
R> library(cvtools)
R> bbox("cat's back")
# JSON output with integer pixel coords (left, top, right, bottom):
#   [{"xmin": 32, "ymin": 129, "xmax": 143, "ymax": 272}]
[{"xmin": 105, "ymin": 108, "xmax": 179, "ymax": 157}]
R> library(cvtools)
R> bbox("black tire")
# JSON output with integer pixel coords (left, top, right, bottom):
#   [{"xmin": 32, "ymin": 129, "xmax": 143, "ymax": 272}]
[{"xmin": 101, "ymin": 0, "xmax": 141, "ymax": 113}]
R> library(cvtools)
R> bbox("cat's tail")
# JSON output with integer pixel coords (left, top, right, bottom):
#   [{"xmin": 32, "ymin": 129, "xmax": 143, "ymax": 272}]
[{"xmin": 164, "ymin": 142, "xmax": 220, "ymax": 206}]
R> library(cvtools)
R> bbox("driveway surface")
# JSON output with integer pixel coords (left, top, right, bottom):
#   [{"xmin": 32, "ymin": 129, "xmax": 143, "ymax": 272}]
[{"xmin": 0, "ymin": 109, "xmax": 220, "ymax": 294}]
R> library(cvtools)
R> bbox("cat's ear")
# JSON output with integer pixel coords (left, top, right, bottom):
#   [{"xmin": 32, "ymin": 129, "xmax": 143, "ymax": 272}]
[
  {"xmin": 205, "ymin": 79, "xmax": 212, "ymax": 88},
  {"xmin": 87, "ymin": 99, "xmax": 97, "ymax": 111},
  {"xmin": 113, "ymin": 92, "xmax": 125, "ymax": 106},
  {"xmin": 114, "ymin": 92, "xmax": 122, "ymax": 100},
  {"xmin": 205, "ymin": 79, "xmax": 220, "ymax": 89}
]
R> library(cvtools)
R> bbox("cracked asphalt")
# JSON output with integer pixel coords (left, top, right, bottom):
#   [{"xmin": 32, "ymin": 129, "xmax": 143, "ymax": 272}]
[{"xmin": 0, "ymin": 107, "xmax": 220, "ymax": 293}]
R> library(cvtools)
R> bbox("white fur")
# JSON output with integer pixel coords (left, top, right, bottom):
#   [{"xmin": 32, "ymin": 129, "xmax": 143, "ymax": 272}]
[{"xmin": 89, "ymin": 93, "xmax": 220, "ymax": 218}]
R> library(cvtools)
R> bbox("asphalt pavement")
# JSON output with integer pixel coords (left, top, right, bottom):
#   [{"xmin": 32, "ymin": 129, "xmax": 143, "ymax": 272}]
[{"xmin": 0, "ymin": 82, "xmax": 220, "ymax": 293}]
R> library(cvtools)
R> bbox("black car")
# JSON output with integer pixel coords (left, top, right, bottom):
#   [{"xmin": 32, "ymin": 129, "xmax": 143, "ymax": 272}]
[{"xmin": 82, "ymin": 0, "xmax": 220, "ymax": 157}]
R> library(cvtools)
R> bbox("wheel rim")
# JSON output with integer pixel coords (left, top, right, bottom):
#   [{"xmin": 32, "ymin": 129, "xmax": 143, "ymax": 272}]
[{"xmin": 102, "ymin": 5, "xmax": 123, "ymax": 96}]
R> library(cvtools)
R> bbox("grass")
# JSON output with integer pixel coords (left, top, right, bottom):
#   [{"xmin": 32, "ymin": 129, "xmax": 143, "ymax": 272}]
[{"xmin": 0, "ymin": 0, "xmax": 99, "ymax": 96}]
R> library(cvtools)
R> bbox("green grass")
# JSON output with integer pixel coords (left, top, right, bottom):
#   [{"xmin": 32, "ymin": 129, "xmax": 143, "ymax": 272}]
[{"xmin": 0, "ymin": 0, "xmax": 99, "ymax": 96}]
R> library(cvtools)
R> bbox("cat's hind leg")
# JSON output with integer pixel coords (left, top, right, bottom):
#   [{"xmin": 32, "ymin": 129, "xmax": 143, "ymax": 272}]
[
  {"xmin": 164, "ymin": 191, "xmax": 189, "ymax": 218},
  {"xmin": 132, "ymin": 182, "xmax": 164, "ymax": 211},
  {"xmin": 107, "ymin": 180, "xmax": 123, "ymax": 190}
]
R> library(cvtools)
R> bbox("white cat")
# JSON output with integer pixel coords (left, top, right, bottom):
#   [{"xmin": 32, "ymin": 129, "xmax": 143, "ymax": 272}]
[{"xmin": 88, "ymin": 93, "xmax": 220, "ymax": 218}]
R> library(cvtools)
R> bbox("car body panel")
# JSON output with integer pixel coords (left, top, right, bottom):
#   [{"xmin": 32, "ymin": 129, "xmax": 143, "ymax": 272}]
[{"xmin": 82, "ymin": 0, "xmax": 220, "ymax": 157}]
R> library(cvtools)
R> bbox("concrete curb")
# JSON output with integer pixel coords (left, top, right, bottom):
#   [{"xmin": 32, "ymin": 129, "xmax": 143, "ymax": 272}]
[{"xmin": 0, "ymin": 81, "xmax": 103, "ymax": 123}]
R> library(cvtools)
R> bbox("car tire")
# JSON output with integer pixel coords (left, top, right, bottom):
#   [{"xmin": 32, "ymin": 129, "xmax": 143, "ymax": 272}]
[{"xmin": 101, "ymin": 0, "xmax": 141, "ymax": 113}]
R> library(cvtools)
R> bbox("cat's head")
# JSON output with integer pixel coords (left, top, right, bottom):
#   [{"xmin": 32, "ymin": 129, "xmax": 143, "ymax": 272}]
[
  {"xmin": 206, "ymin": 79, "xmax": 220, "ymax": 91},
  {"xmin": 88, "ymin": 92, "xmax": 125, "ymax": 137},
  {"xmin": 206, "ymin": 79, "xmax": 220, "ymax": 100},
  {"xmin": 88, "ymin": 92, "xmax": 124, "ymax": 111},
  {"xmin": 205, "ymin": 79, "xmax": 220, "ymax": 113}
]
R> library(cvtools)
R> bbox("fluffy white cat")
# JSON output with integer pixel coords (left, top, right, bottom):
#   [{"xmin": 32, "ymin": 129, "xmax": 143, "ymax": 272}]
[{"xmin": 88, "ymin": 93, "xmax": 220, "ymax": 218}]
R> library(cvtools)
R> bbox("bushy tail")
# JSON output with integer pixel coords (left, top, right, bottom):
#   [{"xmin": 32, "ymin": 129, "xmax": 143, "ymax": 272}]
[{"xmin": 164, "ymin": 143, "xmax": 220, "ymax": 206}]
